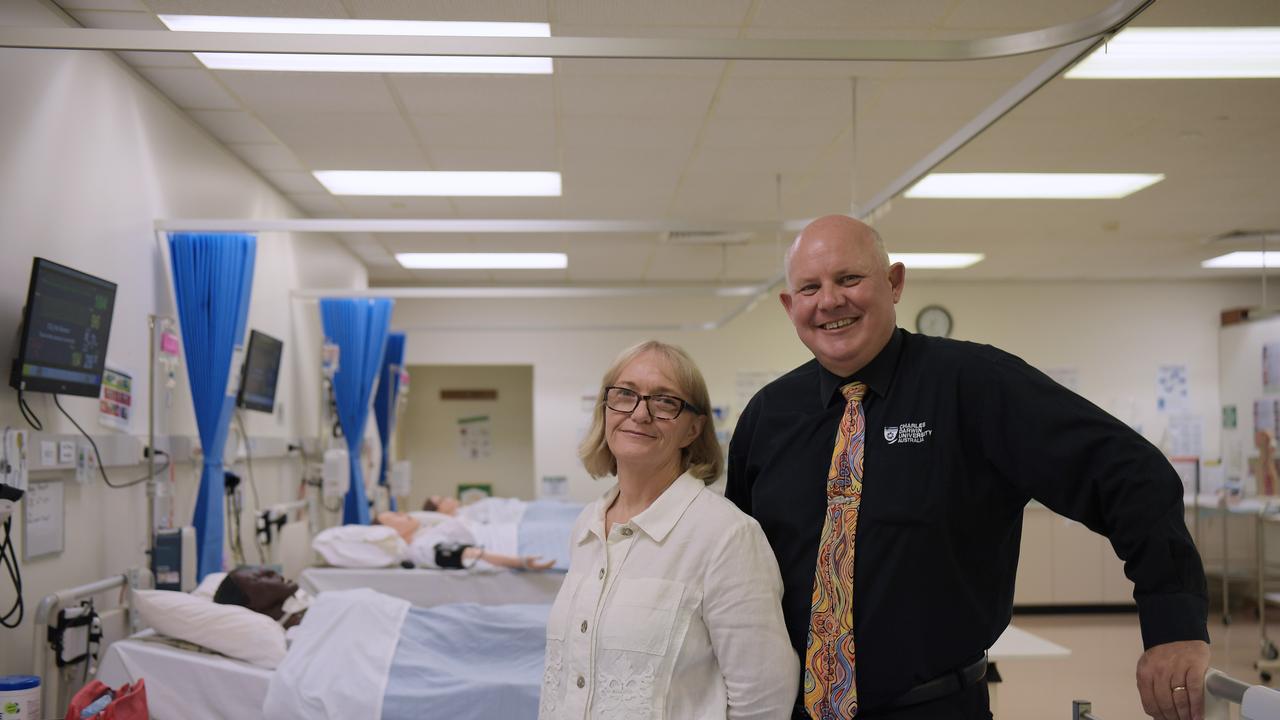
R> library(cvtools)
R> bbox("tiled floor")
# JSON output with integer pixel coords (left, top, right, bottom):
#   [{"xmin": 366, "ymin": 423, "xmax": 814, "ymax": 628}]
[{"xmin": 995, "ymin": 611, "xmax": 1272, "ymax": 719}]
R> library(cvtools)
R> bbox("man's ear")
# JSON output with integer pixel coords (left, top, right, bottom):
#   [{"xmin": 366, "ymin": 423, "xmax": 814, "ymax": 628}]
[
  {"xmin": 780, "ymin": 291, "xmax": 793, "ymax": 314},
  {"xmin": 888, "ymin": 262, "xmax": 906, "ymax": 303}
]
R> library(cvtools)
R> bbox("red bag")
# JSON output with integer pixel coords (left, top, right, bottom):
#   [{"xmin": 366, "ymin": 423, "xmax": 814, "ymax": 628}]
[{"xmin": 64, "ymin": 678, "xmax": 148, "ymax": 720}]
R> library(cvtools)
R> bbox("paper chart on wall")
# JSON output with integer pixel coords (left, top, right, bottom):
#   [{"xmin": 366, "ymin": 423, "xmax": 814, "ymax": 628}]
[
  {"xmin": 1156, "ymin": 364, "xmax": 1189, "ymax": 413},
  {"xmin": 735, "ymin": 370, "xmax": 785, "ymax": 412},
  {"xmin": 98, "ymin": 366, "xmax": 133, "ymax": 431},
  {"xmin": 1265, "ymin": 342, "xmax": 1280, "ymax": 394},
  {"xmin": 1166, "ymin": 413, "xmax": 1203, "ymax": 458},
  {"xmin": 456, "ymin": 415, "xmax": 492, "ymax": 461},
  {"xmin": 23, "ymin": 479, "xmax": 64, "ymax": 560}
]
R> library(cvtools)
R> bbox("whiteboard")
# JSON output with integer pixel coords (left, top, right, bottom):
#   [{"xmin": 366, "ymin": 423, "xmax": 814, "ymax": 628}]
[{"xmin": 23, "ymin": 479, "xmax": 65, "ymax": 560}]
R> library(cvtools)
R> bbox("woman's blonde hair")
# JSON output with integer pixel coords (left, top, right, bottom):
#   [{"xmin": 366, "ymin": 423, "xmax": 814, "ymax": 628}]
[{"xmin": 578, "ymin": 340, "xmax": 722, "ymax": 483}]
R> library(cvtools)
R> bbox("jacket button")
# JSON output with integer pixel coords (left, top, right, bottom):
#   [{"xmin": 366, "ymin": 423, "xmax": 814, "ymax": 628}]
[
  {"xmin": 620, "ymin": 527, "xmax": 633, "ymax": 537},
  {"xmin": 576, "ymin": 675, "xmax": 586, "ymax": 689},
  {"xmin": 598, "ymin": 568, "xmax": 605, "ymax": 579},
  {"xmin": 580, "ymin": 620, "xmax": 588, "ymax": 633}
]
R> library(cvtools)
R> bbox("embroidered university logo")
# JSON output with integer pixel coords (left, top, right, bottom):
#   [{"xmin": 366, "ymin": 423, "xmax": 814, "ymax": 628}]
[{"xmin": 884, "ymin": 422, "xmax": 931, "ymax": 444}]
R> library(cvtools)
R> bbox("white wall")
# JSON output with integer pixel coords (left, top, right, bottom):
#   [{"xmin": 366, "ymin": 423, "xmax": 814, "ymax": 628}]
[
  {"xmin": 0, "ymin": 2, "xmax": 366, "ymax": 675},
  {"xmin": 395, "ymin": 277, "xmax": 1258, "ymax": 502},
  {"xmin": 396, "ymin": 365, "xmax": 535, "ymax": 508}
]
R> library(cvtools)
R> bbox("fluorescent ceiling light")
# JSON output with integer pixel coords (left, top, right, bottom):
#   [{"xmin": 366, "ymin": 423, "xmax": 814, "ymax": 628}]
[
  {"xmin": 1202, "ymin": 252, "xmax": 1280, "ymax": 269},
  {"xmin": 889, "ymin": 253, "xmax": 985, "ymax": 269},
  {"xmin": 905, "ymin": 173, "xmax": 1163, "ymax": 199},
  {"xmin": 314, "ymin": 171, "xmax": 561, "ymax": 197},
  {"xmin": 396, "ymin": 253, "xmax": 568, "ymax": 270},
  {"xmin": 1067, "ymin": 27, "xmax": 1280, "ymax": 79},
  {"xmin": 157, "ymin": 15, "xmax": 552, "ymax": 74},
  {"xmin": 192, "ymin": 54, "xmax": 551, "ymax": 73}
]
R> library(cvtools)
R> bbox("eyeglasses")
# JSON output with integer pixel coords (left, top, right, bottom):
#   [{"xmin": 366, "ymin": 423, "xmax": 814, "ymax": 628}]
[{"xmin": 604, "ymin": 386, "xmax": 702, "ymax": 420}]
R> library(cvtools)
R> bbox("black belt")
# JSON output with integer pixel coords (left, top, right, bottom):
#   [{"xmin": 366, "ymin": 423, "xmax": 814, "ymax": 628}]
[{"xmin": 885, "ymin": 652, "xmax": 988, "ymax": 710}]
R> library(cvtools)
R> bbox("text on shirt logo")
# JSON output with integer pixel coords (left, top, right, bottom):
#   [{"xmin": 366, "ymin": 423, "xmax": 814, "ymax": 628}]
[{"xmin": 884, "ymin": 422, "xmax": 932, "ymax": 444}]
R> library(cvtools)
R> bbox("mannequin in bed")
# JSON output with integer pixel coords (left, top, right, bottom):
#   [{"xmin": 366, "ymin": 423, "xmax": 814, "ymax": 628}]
[
  {"xmin": 375, "ymin": 511, "xmax": 556, "ymax": 571},
  {"xmin": 421, "ymin": 494, "xmax": 528, "ymax": 525},
  {"xmin": 213, "ymin": 566, "xmax": 311, "ymax": 628}
]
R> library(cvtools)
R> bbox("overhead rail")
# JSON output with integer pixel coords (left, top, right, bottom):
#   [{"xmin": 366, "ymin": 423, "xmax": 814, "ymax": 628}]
[{"xmin": 0, "ymin": 0, "xmax": 1151, "ymax": 62}]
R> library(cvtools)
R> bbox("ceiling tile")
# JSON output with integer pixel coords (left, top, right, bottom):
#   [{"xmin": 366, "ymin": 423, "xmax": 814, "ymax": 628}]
[
  {"xmin": 116, "ymin": 51, "xmax": 201, "ymax": 68},
  {"xmin": 67, "ymin": 9, "xmax": 162, "ymax": 28},
  {"xmin": 258, "ymin": 112, "xmax": 420, "ymax": 155},
  {"xmin": 58, "ymin": 0, "xmax": 147, "ymax": 10},
  {"xmin": 228, "ymin": 143, "xmax": 304, "ymax": 172},
  {"xmin": 144, "ymin": 0, "xmax": 351, "ymax": 17},
  {"xmin": 391, "ymin": 75, "xmax": 554, "ymax": 115},
  {"xmin": 189, "ymin": 110, "xmax": 277, "ymax": 143},
  {"xmin": 345, "ymin": 0, "xmax": 547, "ymax": 22},
  {"xmin": 288, "ymin": 193, "xmax": 346, "ymax": 215},
  {"xmin": 260, "ymin": 170, "xmax": 326, "ymax": 194},
  {"xmin": 559, "ymin": 75, "xmax": 720, "ymax": 118},
  {"xmin": 218, "ymin": 73, "xmax": 399, "ymax": 114},
  {"xmin": 135, "ymin": 67, "xmax": 239, "ymax": 109},
  {"xmin": 553, "ymin": 1, "xmax": 752, "ymax": 27},
  {"xmin": 410, "ymin": 113, "xmax": 556, "ymax": 156}
]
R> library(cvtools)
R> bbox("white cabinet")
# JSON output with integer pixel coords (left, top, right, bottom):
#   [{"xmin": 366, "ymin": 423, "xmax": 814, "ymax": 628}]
[{"xmin": 1014, "ymin": 505, "xmax": 1134, "ymax": 606}]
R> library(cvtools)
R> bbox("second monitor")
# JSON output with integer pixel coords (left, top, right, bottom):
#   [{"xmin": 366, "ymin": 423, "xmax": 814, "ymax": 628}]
[{"xmin": 237, "ymin": 330, "xmax": 283, "ymax": 413}]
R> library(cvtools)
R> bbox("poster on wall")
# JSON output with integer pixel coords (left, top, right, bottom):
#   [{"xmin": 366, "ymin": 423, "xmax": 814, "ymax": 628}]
[
  {"xmin": 1166, "ymin": 413, "xmax": 1203, "ymax": 458},
  {"xmin": 1156, "ymin": 364, "xmax": 1189, "ymax": 413},
  {"xmin": 1255, "ymin": 398, "xmax": 1280, "ymax": 440},
  {"xmin": 736, "ymin": 370, "xmax": 785, "ymax": 412},
  {"xmin": 457, "ymin": 483, "xmax": 493, "ymax": 504},
  {"xmin": 98, "ymin": 366, "xmax": 132, "ymax": 430},
  {"xmin": 1265, "ymin": 342, "xmax": 1280, "ymax": 393},
  {"xmin": 456, "ymin": 415, "xmax": 492, "ymax": 460}
]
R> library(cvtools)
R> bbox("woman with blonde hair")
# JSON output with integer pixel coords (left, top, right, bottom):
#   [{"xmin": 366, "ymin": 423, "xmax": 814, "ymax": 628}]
[{"xmin": 539, "ymin": 340, "xmax": 797, "ymax": 719}]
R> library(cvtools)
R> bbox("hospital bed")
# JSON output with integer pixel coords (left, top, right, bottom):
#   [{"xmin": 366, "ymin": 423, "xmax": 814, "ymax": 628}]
[
  {"xmin": 299, "ymin": 499, "xmax": 579, "ymax": 607},
  {"xmin": 96, "ymin": 590, "xmax": 548, "ymax": 720},
  {"xmin": 298, "ymin": 564, "xmax": 565, "ymax": 606},
  {"xmin": 93, "ymin": 579, "xmax": 1067, "ymax": 720}
]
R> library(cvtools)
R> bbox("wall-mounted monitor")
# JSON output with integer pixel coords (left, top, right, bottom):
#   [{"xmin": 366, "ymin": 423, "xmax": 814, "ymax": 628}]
[
  {"xmin": 237, "ymin": 329, "xmax": 284, "ymax": 413},
  {"xmin": 9, "ymin": 257, "xmax": 117, "ymax": 398}
]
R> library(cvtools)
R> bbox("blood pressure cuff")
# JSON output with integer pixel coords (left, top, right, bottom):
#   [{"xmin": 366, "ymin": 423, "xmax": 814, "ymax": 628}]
[{"xmin": 433, "ymin": 542, "xmax": 475, "ymax": 569}]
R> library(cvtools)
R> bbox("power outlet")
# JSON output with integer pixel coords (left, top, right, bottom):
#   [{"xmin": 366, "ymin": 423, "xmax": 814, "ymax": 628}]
[{"xmin": 59, "ymin": 440, "xmax": 75, "ymax": 464}]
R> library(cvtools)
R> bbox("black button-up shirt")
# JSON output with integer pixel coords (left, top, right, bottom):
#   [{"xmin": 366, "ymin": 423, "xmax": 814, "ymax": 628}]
[{"xmin": 726, "ymin": 328, "xmax": 1208, "ymax": 711}]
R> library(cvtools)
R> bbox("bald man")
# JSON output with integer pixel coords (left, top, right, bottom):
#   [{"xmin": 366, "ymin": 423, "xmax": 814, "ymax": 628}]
[{"xmin": 726, "ymin": 215, "xmax": 1209, "ymax": 720}]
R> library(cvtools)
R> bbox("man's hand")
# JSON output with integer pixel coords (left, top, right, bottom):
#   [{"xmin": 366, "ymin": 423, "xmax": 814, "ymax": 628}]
[{"xmin": 1136, "ymin": 640, "xmax": 1210, "ymax": 720}]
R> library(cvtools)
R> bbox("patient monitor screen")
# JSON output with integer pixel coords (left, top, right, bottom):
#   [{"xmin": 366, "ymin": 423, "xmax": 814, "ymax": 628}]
[
  {"xmin": 238, "ymin": 329, "xmax": 284, "ymax": 413},
  {"xmin": 9, "ymin": 257, "xmax": 117, "ymax": 397}
]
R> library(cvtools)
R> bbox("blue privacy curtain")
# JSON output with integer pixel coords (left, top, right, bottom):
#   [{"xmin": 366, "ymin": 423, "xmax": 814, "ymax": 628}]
[
  {"xmin": 373, "ymin": 333, "xmax": 407, "ymax": 511},
  {"xmin": 168, "ymin": 232, "xmax": 256, "ymax": 579},
  {"xmin": 320, "ymin": 298, "xmax": 394, "ymax": 525}
]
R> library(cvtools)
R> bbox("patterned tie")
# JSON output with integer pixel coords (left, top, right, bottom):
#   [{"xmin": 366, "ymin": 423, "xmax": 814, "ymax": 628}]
[{"xmin": 805, "ymin": 381, "xmax": 868, "ymax": 719}]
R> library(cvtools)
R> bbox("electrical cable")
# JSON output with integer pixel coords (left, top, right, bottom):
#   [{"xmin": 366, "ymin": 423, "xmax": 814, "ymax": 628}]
[
  {"xmin": 1, "ymin": 518, "xmax": 23, "ymax": 629},
  {"xmin": 52, "ymin": 394, "xmax": 170, "ymax": 489},
  {"xmin": 233, "ymin": 411, "xmax": 265, "ymax": 563},
  {"xmin": 17, "ymin": 388, "xmax": 43, "ymax": 431}
]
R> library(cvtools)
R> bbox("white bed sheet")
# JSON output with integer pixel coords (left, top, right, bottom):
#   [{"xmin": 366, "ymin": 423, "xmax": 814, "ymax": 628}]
[
  {"xmin": 97, "ymin": 632, "xmax": 270, "ymax": 720},
  {"xmin": 298, "ymin": 566, "xmax": 564, "ymax": 607}
]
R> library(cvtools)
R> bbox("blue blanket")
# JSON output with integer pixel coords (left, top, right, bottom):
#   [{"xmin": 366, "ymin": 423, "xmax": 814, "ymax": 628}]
[
  {"xmin": 517, "ymin": 500, "xmax": 583, "ymax": 570},
  {"xmin": 383, "ymin": 603, "xmax": 551, "ymax": 720}
]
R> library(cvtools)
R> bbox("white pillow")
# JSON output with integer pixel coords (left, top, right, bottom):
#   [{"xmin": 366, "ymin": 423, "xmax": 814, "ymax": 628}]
[
  {"xmin": 131, "ymin": 589, "xmax": 287, "ymax": 668},
  {"xmin": 191, "ymin": 571, "xmax": 227, "ymax": 601},
  {"xmin": 311, "ymin": 525, "xmax": 405, "ymax": 567}
]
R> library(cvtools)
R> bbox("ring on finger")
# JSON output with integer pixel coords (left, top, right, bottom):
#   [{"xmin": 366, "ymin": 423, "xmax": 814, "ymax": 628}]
[{"xmin": 1172, "ymin": 686, "xmax": 1187, "ymax": 692}]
